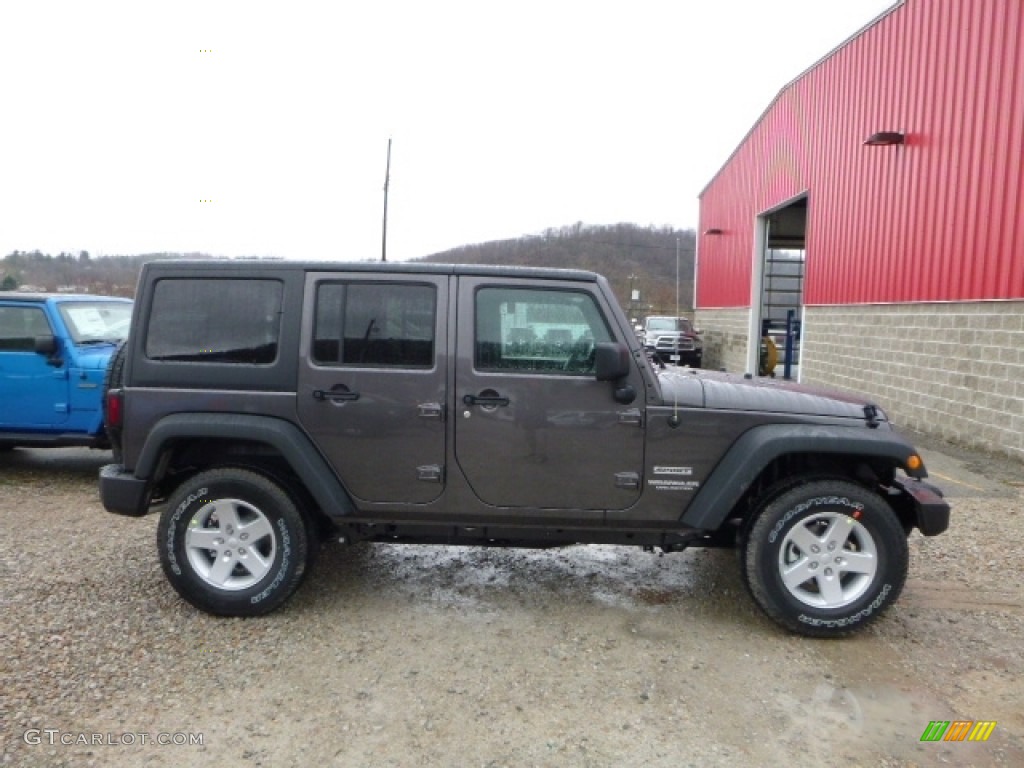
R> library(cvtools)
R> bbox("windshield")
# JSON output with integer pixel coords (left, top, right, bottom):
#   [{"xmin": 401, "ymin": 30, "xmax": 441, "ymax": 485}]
[
  {"xmin": 646, "ymin": 317, "xmax": 691, "ymax": 333},
  {"xmin": 58, "ymin": 301, "xmax": 133, "ymax": 344}
]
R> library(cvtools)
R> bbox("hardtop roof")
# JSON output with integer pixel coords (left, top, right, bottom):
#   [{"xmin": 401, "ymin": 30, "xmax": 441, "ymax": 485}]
[
  {"xmin": 0, "ymin": 292, "xmax": 132, "ymax": 302},
  {"xmin": 143, "ymin": 259, "xmax": 601, "ymax": 283}
]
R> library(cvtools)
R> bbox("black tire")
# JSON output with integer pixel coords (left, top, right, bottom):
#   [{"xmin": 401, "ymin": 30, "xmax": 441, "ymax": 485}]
[
  {"xmin": 157, "ymin": 468, "xmax": 311, "ymax": 616},
  {"xmin": 736, "ymin": 475, "xmax": 818, "ymax": 594},
  {"xmin": 742, "ymin": 479, "xmax": 908, "ymax": 638},
  {"xmin": 102, "ymin": 340, "xmax": 128, "ymax": 461},
  {"xmin": 266, "ymin": 468, "xmax": 323, "ymax": 575}
]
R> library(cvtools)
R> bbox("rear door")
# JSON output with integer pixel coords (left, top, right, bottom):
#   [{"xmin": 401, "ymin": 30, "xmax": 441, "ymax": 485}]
[
  {"xmin": 297, "ymin": 273, "xmax": 448, "ymax": 504},
  {"xmin": 0, "ymin": 303, "xmax": 70, "ymax": 428},
  {"xmin": 453, "ymin": 277, "xmax": 645, "ymax": 510}
]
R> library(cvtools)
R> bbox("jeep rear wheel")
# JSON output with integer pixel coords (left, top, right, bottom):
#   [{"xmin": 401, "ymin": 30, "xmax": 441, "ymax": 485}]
[
  {"xmin": 157, "ymin": 468, "xmax": 310, "ymax": 616},
  {"xmin": 742, "ymin": 479, "xmax": 908, "ymax": 637}
]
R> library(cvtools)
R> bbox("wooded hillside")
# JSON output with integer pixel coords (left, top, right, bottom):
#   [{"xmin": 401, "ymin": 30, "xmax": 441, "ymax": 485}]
[{"xmin": 419, "ymin": 223, "xmax": 697, "ymax": 318}]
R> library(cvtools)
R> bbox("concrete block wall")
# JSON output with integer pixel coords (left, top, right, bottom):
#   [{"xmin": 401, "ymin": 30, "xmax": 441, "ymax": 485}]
[
  {"xmin": 694, "ymin": 308, "xmax": 751, "ymax": 374},
  {"xmin": 802, "ymin": 302, "xmax": 1024, "ymax": 462}
]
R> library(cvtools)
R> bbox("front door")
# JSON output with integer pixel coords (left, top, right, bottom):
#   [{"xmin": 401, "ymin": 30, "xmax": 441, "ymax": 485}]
[
  {"xmin": 454, "ymin": 277, "xmax": 645, "ymax": 510},
  {"xmin": 297, "ymin": 274, "xmax": 448, "ymax": 504},
  {"xmin": 0, "ymin": 304, "xmax": 69, "ymax": 429}
]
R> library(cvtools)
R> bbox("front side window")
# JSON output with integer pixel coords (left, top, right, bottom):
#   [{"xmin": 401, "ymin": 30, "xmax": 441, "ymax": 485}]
[
  {"xmin": 313, "ymin": 282, "xmax": 436, "ymax": 368},
  {"xmin": 0, "ymin": 306, "xmax": 51, "ymax": 351},
  {"xmin": 475, "ymin": 288, "xmax": 612, "ymax": 375},
  {"xmin": 146, "ymin": 279, "xmax": 283, "ymax": 364}
]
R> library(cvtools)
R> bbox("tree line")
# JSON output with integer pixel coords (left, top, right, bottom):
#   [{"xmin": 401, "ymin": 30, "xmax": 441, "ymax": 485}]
[
  {"xmin": 0, "ymin": 251, "xmax": 216, "ymax": 297},
  {"xmin": 2, "ymin": 223, "xmax": 697, "ymax": 317}
]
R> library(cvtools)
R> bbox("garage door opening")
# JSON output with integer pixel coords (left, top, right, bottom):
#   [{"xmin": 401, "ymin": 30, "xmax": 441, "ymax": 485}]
[{"xmin": 751, "ymin": 197, "xmax": 807, "ymax": 379}]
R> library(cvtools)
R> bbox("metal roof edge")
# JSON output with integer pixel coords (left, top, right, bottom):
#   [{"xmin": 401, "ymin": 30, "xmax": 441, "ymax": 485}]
[{"xmin": 698, "ymin": 1, "xmax": 906, "ymax": 199}]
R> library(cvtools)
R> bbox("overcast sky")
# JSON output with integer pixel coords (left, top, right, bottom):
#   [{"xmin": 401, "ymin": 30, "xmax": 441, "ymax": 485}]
[{"xmin": 0, "ymin": 0, "xmax": 896, "ymax": 262}]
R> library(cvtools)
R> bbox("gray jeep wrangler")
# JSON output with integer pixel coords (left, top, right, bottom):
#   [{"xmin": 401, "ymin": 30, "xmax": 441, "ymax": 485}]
[{"xmin": 100, "ymin": 260, "xmax": 949, "ymax": 636}]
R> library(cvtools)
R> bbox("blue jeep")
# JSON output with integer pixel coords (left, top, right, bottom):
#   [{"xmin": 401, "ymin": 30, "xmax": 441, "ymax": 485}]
[{"xmin": 0, "ymin": 293, "xmax": 132, "ymax": 449}]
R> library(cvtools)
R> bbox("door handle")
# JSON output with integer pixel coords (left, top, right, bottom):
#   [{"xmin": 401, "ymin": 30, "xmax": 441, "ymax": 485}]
[
  {"xmin": 463, "ymin": 393, "xmax": 510, "ymax": 407},
  {"xmin": 418, "ymin": 402, "xmax": 444, "ymax": 419},
  {"xmin": 313, "ymin": 388, "xmax": 360, "ymax": 402},
  {"xmin": 618, "ymin": 408, "xmax": 643, "ymax": 426}
]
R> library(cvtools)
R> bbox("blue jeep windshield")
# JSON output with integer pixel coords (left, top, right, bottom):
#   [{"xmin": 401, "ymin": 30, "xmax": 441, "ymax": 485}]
[{"xmin": 58, "ymin": 302, "xmax": 133, "ymax": 344}]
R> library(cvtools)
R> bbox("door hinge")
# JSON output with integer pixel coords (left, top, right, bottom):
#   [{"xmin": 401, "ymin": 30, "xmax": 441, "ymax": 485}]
[
  {"xmin": 417, "ymin": 464, "xmax": 444, "ymax": 483},
  {"xmin": 614, "ymin": 472, "xmax": 641, "ymax": 490},
  {"xmin": 618, "ymin": 408, "xmax": 643, "ymax": 426}
]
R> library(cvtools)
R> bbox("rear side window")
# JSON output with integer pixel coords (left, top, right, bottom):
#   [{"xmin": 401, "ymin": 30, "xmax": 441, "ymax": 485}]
[
  {"xmin": 313, "ymin": 282, "xmax": 435, "ymax": 368},
  {"xmin": 146, "ymin": 279, "xmax": 283, "ymax": 364}
]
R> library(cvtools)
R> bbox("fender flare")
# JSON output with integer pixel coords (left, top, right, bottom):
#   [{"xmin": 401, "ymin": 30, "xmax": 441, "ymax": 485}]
[
  {"xmin": 679, "ymin": 423, "xmax": 924, "ymax": 530},
  {"xmin": 135, "ymin": 412, "xmax": 356, "ymax": 517}
]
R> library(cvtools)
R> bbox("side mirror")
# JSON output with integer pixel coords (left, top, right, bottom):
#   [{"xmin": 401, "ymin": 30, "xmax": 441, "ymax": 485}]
[
  {"xmin": 34, "ymin": 335, "xmax": 57, "ymax": 355},
  {"xmin": 594, "ymin": 342, "xmax": 631, "ymax": 382}
]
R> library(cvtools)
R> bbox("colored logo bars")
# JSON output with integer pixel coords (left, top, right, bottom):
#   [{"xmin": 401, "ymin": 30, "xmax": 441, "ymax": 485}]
[{"xmin": 920, "ymin": 721, "xmax": 997, "ymax": 742}]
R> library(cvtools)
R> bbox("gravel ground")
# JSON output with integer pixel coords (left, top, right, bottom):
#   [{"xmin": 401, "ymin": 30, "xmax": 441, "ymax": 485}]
[{"xmin": 1, "ymin": 443, "xmax": 1022, "ymax": 767}]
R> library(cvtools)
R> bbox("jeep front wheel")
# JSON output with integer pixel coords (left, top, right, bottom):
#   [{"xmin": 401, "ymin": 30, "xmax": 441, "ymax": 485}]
[
  {"xmin": 157, "ymin": 468, "xmax": 310, "ymax": 616},
  {"xmin": 743, "ymin": 479, "xmax": 908, "ymax": 637}
]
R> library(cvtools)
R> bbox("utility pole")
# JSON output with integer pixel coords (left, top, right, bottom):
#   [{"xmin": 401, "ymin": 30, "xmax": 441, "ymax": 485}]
[
  {"xmin": 381, "ymin": 138, "xmax": 392, "ymax": 262},
  {"xmin": 675, "ymin": 237, "xmax": 681, "ymax": 317}
]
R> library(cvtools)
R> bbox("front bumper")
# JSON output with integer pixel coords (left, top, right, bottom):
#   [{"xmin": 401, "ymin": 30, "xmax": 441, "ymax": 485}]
[
  {"xmin": 893, "ymin": 476, "xmax": 950, "ymax": 536},
  {"xmin": 99, "ymin": 464, "xmax": 151, "ymax": 517}
]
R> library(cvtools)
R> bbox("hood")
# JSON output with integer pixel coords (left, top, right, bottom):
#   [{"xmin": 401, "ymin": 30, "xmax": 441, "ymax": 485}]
[
  {"xmin": 656, "ymin": 369, "xmax": 884, "ymax": 422},
  {"xmin": 645, "ymin": 329, "xmax": 700, "ymax": 344},
  {"xmin": 647, "ymin": 329, "xmax": 699, "ymax": 339}
]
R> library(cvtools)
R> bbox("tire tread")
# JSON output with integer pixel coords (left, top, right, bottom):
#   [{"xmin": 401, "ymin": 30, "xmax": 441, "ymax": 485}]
[
  {"xmin": 742, "ymin": 478, "xmax": 908, "ymax": 638},
  {"xmin": 157, "ymin": 467, "xmax": 310, "ymax": 617}
]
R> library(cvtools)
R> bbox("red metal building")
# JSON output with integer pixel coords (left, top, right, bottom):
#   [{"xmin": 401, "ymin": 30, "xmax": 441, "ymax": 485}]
[{"xmin": 696, "ymin": 0, "xmax": 1024, "ymax": 460}]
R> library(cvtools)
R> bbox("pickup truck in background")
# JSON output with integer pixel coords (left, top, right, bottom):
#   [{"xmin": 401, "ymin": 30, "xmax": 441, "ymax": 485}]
[
  {"xmin": 639, "ymin": 315, "xmax": 703, "ymax": 367},
  {"xmin": 0, "ymin": 292, "xmax": 132, "ymax": 449}
]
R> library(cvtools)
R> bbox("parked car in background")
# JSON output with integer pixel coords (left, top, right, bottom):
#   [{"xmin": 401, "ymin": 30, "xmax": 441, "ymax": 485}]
[
  {"xmin": 640, "ymin": 315, "xmax": 702, "ymax": 367},
  {"xmin": 0, "ymin": 293, "xmax": 132, "ymax": 449}
]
